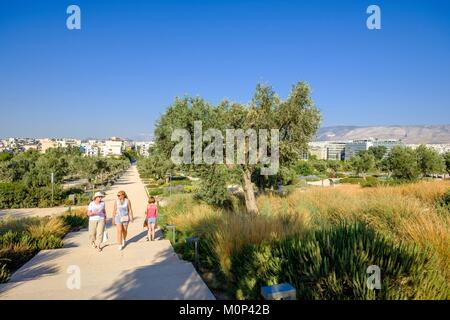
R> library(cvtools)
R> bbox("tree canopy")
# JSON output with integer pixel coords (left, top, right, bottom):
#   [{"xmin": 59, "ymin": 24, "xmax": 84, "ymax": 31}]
[{"xmin": 150, "ymin": 82, "xmax": 321, "ymax": 214}]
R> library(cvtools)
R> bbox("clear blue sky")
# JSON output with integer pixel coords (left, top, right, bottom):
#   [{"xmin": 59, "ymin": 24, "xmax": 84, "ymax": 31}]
[{"xmin": 1, "ymin": 0, "xmax": 449, "ymax": 139}]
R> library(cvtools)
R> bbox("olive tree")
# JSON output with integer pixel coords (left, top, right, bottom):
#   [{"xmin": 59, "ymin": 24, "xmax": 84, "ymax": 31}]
[{"xmin": 153, "ymin": 82, "xmax": 321, "ymax": 214}]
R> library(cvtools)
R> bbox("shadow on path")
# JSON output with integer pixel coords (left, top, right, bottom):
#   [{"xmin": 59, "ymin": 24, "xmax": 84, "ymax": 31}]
[{"xmin": 94, "ymin": 248, "xmax": 214, "ymax": 300}]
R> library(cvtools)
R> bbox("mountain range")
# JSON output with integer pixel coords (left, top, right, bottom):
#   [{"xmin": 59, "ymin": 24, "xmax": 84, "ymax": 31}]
[{"xmin": 316, "ymin": 125, "xmax": 450, "ymax": 144}]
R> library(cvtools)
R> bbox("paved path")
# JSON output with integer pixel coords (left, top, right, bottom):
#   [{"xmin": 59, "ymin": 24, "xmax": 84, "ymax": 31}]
[
  {"xmin": 306, "ymin": 178, "xmax": 341, "ymax": 187},
  {"xmin": 0, "ymin": 206, "xmax": 84, "ymax": 219},
  {"xmin": 0, "ymin": 165, "xmax": 215, "ymax": 300}
]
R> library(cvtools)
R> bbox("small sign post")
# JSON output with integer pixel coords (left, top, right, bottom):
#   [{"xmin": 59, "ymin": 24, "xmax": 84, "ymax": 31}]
[{"xmin": 51, "ymin": 172, "xmax": 54, "ymax": 206}]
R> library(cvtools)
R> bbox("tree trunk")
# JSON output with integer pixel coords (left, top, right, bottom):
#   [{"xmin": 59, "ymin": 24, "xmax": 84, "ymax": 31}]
[{"xmin": 242, "ymin": 168, "xmax": 259, "ymax": 215}]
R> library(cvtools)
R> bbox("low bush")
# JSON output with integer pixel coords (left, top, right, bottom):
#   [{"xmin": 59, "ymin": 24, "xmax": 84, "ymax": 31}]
[
  {"xmin": 0, "ymin": 182, "xmax": 64, "ymax": 209},
  {"xmin": 60, "ymin": 209, "xmax": 88, "ymax": 231},
  {"xmin": 0, "ymin": 261, "xmax": 9, "ymax": 282},
  {"xmin": 360, "ymin": 176, "xmax": 380, "ymax": 188},
  {"xmin": 230, "ymin": 223, "xmax": 449, "ymax": 300},
  {"xmin": 437, "ymin": 189, "xmax": 450, "ymax": 207},
  {"xmin": 148, "ymin": 187, "xmax": 164, "ymax": 196}
]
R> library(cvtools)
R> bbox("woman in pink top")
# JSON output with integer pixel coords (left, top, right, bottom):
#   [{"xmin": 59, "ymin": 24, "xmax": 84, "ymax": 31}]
[{"xmin": 145, "ymin": 196, "xmax": 158, "ymax": 241}]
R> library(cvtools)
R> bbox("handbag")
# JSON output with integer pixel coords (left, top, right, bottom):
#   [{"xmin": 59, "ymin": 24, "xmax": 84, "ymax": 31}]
[
  {"xmin": 143, "ymin": 219, "xmax": 148, "ymax": 228},
  {"xmin": 120, "ymin": 215, "xmax": 129, "ymax": 223}
]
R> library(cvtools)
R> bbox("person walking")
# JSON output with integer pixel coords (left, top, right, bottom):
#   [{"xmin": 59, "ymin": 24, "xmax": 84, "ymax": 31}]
[
  {"xmin": 144, "ymin": 196, "xmax": 158, "ymax": 241},
  {"xmin": 113, "ymin": 190, "xmax": 134, "ymax": 250},
  {"xmin": 87, "ymin": 191, "xmax": 106, "ymax": 252}
]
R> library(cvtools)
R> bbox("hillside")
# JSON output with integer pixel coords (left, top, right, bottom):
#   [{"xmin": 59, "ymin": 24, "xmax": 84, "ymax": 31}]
[{"xmin": 316, "ymin": 125, "xmax": 450, "ymax": 144}]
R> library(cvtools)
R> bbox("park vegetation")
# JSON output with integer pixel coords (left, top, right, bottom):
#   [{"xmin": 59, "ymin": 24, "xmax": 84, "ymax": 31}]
[
  {"xmin": 0, "ymin": 208, "xmax": 88, "ymax": 283},
  {"xmin": 0, "ymin": 147, "xmax": 130, "ymax": 209},
  {"xmin": 142, "ymin": 82, "xmax": 320, "ymax": 214},
  {"xmin": 137, "ymin": 82, "xmax": 450, "ymax": 299},
  {"xmin": 157, "ymin": 181, "xmax": 450, "ymax": 299}
]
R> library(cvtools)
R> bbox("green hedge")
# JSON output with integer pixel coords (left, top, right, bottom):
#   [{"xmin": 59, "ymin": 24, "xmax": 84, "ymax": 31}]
[
  {"xmin": 229, "ymin": 223, "xmax": 449, "ymax": 300},
  {"xmin": 0, "ymin": 182, "xmax": 64, "ymax": 209},
  {"xmin": 339, "ymin": 176, "xmax": 380, "ymax": 187}
]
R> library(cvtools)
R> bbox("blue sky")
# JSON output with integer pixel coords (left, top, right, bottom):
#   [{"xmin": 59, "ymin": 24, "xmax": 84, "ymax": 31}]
[{"xmin": 1, "ymin": 0, "xmax": 449, "ymax": 139}]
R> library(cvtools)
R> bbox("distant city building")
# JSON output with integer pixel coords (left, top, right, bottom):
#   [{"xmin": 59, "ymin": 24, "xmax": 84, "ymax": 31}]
[
  {"xmin": 372, "ymin": 139, "xmax": 403, "ymax": 152},
  {"xmin": 56, "ymin": 138, "xmax": 81, "ymax": 149},
  {"xmin": 305, "ymin": 138, "xmax": 404, "ymax": 161},
  {"xmin": 134, "ymin": 141, "xmax": 154, "ymax": 157},
  {"xmin": 344, "ymin": 138, "xmax": 402, "ymax": 160},
  {"xmin": 427, "ymin": 144, "xmax": 450, "ymax": 154},
  {"xmin": 101, "ymin": 139, "xmax": 124, "ymax": 157},
  {"xmin": 308, "ymin": 142, "xmax": 328, "ymax": 160},
  {"xmin": 80, "ymin": 143, "xmax": 100, "ymax": 157},
  {"xmin": 306, "ymin": 141, "xmax": 346, "ymax": 161},
  {"xmin": 39, "ymin": 139, "xmax": 57, "ymax": 153},
  {"xmin": 406, "ymin": 143, "xmax": 450, "ymax": 154},
  {"xmin": 22, "ymin": 144, "xmax": 39, "ymax": 151},
  {"xmin": 344, "ymin": 139, "xmax": 373, "ymax": 160},
  {"xmin": 326, "ymin": 142, "xmax": 346, "ymax": 161}
]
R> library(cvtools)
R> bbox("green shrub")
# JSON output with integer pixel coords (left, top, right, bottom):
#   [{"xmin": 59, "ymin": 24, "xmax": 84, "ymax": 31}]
[
  {"xmin": 61, "ymin": 212, "xmax": 88, "ymax": 231},
  {"xmin": 438, "ymin": 189, "xmax": 450, "ymax": 207},
  {"xmin": 148, "ymin": 188, "xmax": 164, "ymax": 196},
  {"xmin": 184, "ymin": 185, "xmax": 201, "ymax": 193},
  {"xmin": 361, "ymin": 176, "xmax": 380, "ymax": 188},
  {"xmin": 0, "ymin": 183, "xmax": 63, "ymax": 209},
  {"xmin": 37, "ymin": 235, "xmax": 64, "ymax": 250},
  {"xmin": 0, "ymin": 261, "xmax": 10, "ymax": 282},
  {"xmin": 170, "ymin": 180, "xmax": 192, "ymax": 186},
  {"xmin": 230, "ymin": 223, "xmax": 449, "ymax": 300}
]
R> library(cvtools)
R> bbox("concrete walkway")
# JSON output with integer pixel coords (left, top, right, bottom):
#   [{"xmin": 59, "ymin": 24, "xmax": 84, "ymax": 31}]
[
  {"xmin": 0, "ymin": 205, "xmax": 84, "ymax": 219},
  {"xmin": 0, "ymin": 165, "xmax": 215, "ymax": 300},
  {"xmin": 306, "ymin": 178, "xmax": 341, "ymax": 187}
]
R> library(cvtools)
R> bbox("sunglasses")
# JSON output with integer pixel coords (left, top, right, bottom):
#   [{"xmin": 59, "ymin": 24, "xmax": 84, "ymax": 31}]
[{"xmin": 117, "ymin": 194, "xmax": 122, "ymax": 197}]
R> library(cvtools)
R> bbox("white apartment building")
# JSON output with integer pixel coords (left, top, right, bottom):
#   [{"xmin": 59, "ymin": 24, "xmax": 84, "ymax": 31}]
[
  {"xmin": 306, "ymin": 141, "xmax": 347, "ymax": 161},
  {"xmin": 134, "ymin": 141, "xmax": 154, "ymax": 157},
  {"xmin": 0, "ymin": 140, "xmax": 5, "ymax": 151},
  {"xmin": 307, "ymin": 142, "xmax": 328, "ymax": 160},
  {"xmin": 22, "ymin": 144, "xmax": 39, "ymax": 151},
  {"xmin": 80, "ymin": 143, "xmax": 100, "ymax": 157},
  {"xmin": 101, "ymin": 139, "xmax": 123, "ymax": 157},
  {"xmin": 406, "ymin": 143, "xmax": 450, "ymax": 154},
  {"xmin": 428, "ymin": 144, "xmax": 450, "ymax": 154},
  {"xmin": 56, "ymin": 138, "xmax": 81, "ymax": 149},
  {"xmin": 39, "ymin": 139, "xmax": 58, "ymax": 153}
]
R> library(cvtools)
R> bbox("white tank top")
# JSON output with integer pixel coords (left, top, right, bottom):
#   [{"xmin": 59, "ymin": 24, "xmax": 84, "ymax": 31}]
[{"xmin": 116, "ymin": 198, "xmax": 129, "ymax": 216}]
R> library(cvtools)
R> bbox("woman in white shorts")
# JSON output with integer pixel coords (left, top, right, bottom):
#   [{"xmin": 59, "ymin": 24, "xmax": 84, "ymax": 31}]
[{"xmin": 112, "ymin": 190, "xmax": 134, "ymax": 250}]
